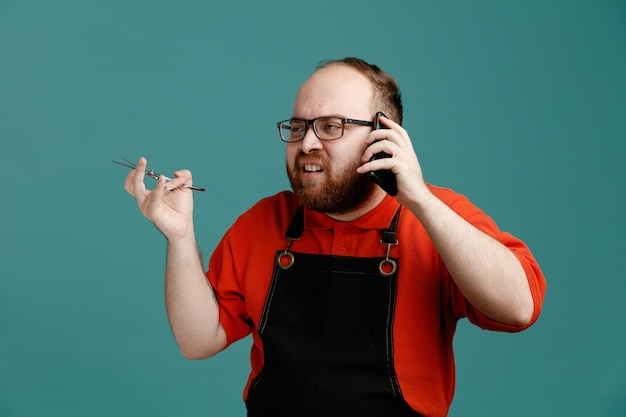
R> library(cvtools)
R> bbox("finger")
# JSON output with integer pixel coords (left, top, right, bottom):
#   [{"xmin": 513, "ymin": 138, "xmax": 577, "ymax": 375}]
[
  {"xmin": 124, "ymin": 169, "xmax": 135, "ymax": 195},
  {"xmin": 363, "ymin": 126, "xmax": 399, "ymax": 148},
  {"xmin": 124, "ymin": 158, "xmax": 146, "ymax": 197},
  {"xmin": 361, "ymin": 139, "xmax": 395, "ymax": 163},
  {"xmin": 379, "ymin": 115, "xmax": 407, "ymax": 134},
  {"xmin": 124, "ymin": 157, "xmax": 146, "ymax": 195},
  {"xmin": 151, "ymin": 172, "xmax": 167, "ymax": 200},
  {"xmin": 137, "ymin": 174, "xmax": 167, "ymax": 219},
  {"xmin": 357, "ymin": 160, "xmax": 390, "ymax": 176},
  {"xmin": 173, "ymin": 169, "xmax": 192, "ymax": 181},
  {"xmin": 168, "ymin": 169, "xmax": 193, "ymax": 191},
  {"xmin": 374, "ymin": 116, "xmax": 410, "ymax": 144},
  {"xmin": 359, "ymin": 149, "xmax": 395, "ymax": 170},
  {"xmin": 131, "ymin": 157, "xmax": 148, "ymax": 189}
]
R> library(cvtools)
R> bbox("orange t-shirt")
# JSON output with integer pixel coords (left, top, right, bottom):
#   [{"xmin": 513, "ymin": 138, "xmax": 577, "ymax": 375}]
[{"xmin": 206, "ymin": 187, "xmax": 546, "ymax": 417}]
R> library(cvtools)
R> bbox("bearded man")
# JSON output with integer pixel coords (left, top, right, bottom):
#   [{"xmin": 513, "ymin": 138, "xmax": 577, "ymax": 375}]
[{"xmin": 124, "ymin": 57, "xmax": 546, "ymax": 417}]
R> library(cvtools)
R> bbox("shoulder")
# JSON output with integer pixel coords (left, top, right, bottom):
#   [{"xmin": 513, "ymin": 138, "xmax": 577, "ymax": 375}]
[
  {"xmin": 232, "ymin": 190, "xmax": 301, "ymax": 232},
  {"xmin": 241, "ymin": 190, "xmax": 300, "ymax": 218},
  {"xmin": 427, "ymin": 184, "xmax": 469, "ymax": 204},
  {"xmin": 427, "ymin": 184, "xmax": 484, "ymax": 217}
]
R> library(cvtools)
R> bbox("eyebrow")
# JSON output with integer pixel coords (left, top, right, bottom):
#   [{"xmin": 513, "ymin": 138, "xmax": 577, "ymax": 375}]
[{"xmin": 290, "ymin": 114, "xmax": 349, "ymax": 120}]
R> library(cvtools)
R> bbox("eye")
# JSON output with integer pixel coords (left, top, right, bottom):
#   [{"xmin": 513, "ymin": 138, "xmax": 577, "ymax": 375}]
[
  {"xmin": 290, "ymin": 121, "xmax": 306, "ymax": 133},
  {"xmin": 320, "ymin": 119, "xmax": 342, "ymax": 132}
]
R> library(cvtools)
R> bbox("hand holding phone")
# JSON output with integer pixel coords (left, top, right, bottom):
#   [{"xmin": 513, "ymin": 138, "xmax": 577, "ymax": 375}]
[{"xmin": 368, "ymin": 112, "xmax": 398, "ymax": 196}]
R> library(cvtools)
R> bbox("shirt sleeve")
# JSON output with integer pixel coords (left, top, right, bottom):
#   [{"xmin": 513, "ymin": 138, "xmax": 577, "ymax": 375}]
[
  {"xmin": 435, "ymin": 187, "xmax": 547, "ymax": 332},
  {"xmin": 205, "ymin": 229, "xmax": 255, "ymax": 346}
]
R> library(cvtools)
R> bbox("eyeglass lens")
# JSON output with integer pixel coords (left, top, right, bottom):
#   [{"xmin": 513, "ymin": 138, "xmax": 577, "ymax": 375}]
[{"xmin": 280, "ymin": 117, "xmax": 344, "ymax": 142}]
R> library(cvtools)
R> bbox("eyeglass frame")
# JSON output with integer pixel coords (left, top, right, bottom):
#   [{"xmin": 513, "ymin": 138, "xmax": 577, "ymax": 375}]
[{"xmin": 276, "ymin": 116, "xmax": 375, "ymax": 143}]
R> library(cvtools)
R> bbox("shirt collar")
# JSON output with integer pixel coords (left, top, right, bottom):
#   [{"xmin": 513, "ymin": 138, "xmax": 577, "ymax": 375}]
[{"xmin": 304, "ymin": 194, "xmax": 401, "ymax": 231}]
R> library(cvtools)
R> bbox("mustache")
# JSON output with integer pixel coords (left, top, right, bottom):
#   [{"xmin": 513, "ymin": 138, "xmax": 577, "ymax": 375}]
[{"xmin": 295, "ymin": 152, "xmax": 328, "ymax": 167}]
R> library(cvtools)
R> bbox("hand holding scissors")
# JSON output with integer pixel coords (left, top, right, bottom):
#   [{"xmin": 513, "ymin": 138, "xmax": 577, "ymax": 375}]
[
  {"xmin": 118, "ymin": 157, "xmax": 201, "ymax": 242},
  {"xmin": 113, "ymin": 158, "xmax": 205, "ymax": 192}
]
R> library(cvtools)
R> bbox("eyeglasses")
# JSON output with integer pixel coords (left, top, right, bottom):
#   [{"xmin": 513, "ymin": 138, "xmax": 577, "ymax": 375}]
[{"xmin": 277, "ymin": 117, "xmax": 374, "ymax": 142}]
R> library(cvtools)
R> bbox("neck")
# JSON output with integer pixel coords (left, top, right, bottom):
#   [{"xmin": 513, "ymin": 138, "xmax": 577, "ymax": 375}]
[{"xmin": 326, "ymin": 188, "xmax": 388, "ymax": 221}]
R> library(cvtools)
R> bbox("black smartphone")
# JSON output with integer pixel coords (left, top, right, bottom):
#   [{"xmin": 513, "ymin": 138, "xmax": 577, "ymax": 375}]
[{"xmin": 368, "ymin": 112, "xmax": 398, "ymax": 196}]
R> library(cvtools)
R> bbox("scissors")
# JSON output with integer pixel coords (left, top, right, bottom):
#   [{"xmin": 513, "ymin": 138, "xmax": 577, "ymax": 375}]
[{"xmin": 112, "ymin": 158, "xmax": 206, "ymax": 192}]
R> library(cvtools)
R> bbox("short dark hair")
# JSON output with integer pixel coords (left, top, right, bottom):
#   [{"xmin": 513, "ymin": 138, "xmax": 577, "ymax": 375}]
[{"xmin": 316, "ymin": 57, "xmax": 403, "ymax": 125}]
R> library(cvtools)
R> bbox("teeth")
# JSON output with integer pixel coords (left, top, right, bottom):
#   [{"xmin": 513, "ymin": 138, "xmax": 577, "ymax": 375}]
[{"xmin": 304, "ymin": 164, "xmax": 323, "ymax": 172}]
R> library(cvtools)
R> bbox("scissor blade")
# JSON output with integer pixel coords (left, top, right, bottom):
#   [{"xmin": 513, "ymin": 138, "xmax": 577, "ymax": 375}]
[
  {"xmin": 113, "ymin": 159, "xmax": 161, "ymax": 179},
  {"xmin": 112, "ymin": 159, "xmax": 136, "ymax": 169},
  {"xmin": 122, "ymin": 158, "xmax": 137, "ymax": 167}
]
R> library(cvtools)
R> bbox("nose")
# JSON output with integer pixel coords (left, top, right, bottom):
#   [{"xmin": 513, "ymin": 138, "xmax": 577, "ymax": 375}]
[{"xmin": 300, "ymin": 126, "xmax": 323, "ymax": 154}]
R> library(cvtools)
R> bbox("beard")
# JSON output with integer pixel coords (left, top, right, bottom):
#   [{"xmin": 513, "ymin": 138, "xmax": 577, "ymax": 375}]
[{"xmin": 286, "ymin": 152, "xmax": 376, "ymax": 214}]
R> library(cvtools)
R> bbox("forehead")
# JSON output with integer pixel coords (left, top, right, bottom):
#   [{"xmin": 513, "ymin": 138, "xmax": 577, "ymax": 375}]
[{"xmin": 293, "ymin": 65, "xmax": 374, "ymax": 119}]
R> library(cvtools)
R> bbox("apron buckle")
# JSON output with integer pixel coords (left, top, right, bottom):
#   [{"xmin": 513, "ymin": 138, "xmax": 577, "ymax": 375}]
[
  {"xmin": 378, "ymin": 239, "xmax": 398, "ymax": 277},
  {"xmin": 277, "ymin": 251, "xmax": 295, "ymax": 269},
  {"xmin": 277, "ymin": 238, "xmax": 297, "ymax": 269}
]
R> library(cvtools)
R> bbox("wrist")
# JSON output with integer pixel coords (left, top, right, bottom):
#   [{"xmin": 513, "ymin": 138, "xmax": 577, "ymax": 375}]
[
  {"xmin": 165, "ymin": 226, "xmax": 197, "ymax": 246},
  {"xmin": 402, "ymin": 184, "xmax": 438, "ymax": 217}
]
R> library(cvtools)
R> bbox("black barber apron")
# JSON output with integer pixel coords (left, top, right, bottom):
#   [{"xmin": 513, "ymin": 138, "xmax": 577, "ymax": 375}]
[{"xmin": 246, "ymin": 206, "xmax": 422, "ymax": 417}]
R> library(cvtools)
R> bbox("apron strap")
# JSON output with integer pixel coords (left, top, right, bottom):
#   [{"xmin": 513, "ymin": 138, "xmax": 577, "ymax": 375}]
[
  {"xmin": 382, "ymin": 206, "xmax": 402, "ymax": 245},
  {"xmin": 285, "ymin": 205, "xmax": 305, "ymax": 240},
  {"xmin": 379, "ymin": 206, "xmax": 402, "ymax": 277}
]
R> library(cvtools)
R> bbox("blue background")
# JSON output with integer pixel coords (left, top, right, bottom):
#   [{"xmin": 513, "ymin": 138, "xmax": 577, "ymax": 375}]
[{"xmin": 1, "ymin": 1, "xmax": 625, "ymax": 416}]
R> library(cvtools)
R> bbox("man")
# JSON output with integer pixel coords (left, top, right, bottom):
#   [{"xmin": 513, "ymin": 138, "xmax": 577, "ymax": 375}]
[{"xmin": 124, "ymin": 57, "xmax": 546, "ymax": 417}]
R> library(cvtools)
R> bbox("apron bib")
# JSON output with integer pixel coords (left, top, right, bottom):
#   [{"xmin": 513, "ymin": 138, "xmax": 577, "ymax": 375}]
[{"xmin": 246, "ymin": 206, "xmax": 422, "ymax": 417}]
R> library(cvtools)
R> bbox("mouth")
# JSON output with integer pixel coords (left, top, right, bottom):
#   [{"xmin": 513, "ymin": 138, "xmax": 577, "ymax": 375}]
[
  {"xmin": 301, "ymin": 163, "xmax": 325, "ymax": 180},
  {"xmin": 303, "ymin": 164, "xmax": 324, "ymax": 173},
  {"xmin": 293, "ymin": 155, "xmax": 326, "ymax": 181}
]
